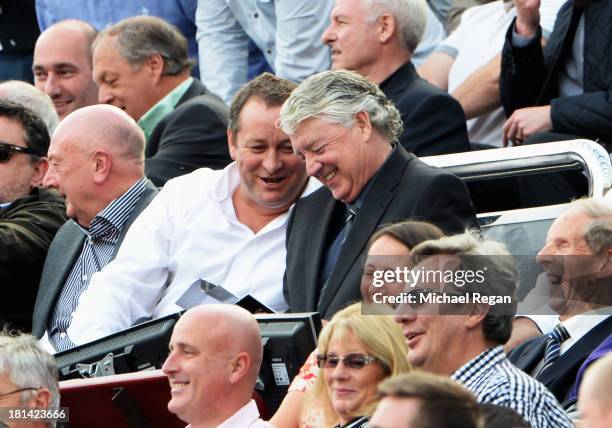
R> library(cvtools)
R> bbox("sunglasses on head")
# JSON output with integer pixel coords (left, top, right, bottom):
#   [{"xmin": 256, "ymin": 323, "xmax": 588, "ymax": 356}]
[
  {"xmin": 0, "ymin": 142, "xmax": 40, "ymax": 163},
  {"xmin": 316, "ymin": 353, "xmax": 379, "ymax": 370}
]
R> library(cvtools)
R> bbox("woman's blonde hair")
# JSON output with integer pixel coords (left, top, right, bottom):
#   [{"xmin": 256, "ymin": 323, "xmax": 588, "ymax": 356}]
[{"xmin": 307, "ymin": 303, "xmax": 411, "ymax": 426}]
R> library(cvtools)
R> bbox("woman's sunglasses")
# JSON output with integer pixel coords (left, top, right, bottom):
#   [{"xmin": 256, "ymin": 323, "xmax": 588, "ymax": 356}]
[
  {"xmin": 0, "ymin": 142, "xmax": 40, "ymax": 163},
  {"xmin": 316, "ymin": 353, "xmax": 379, "ymax": 370}
]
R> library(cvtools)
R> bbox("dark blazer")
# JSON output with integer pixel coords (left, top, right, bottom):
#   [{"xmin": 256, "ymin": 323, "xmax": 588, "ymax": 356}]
[
  {"xmin": 145, "ymin": 79, "xmax": 232, "ymax": 186},
  {"xmin": 284, "ymin": 146, "xmax": 478, "ymax": 319},
  {"xmin": 500, "ymin": 0, "xmax": 612, "ymax": 144},
  {"xmin": 31, "ymin": 180, "xmax": 158, "ymax": 338},
  {"xmin": 380, "ymin": 62, "xmax": 470, "ymax": 156},
  {"xmin": 508, "ymin": 315, "xmax": 612, "ymax": 403},
  {"xmin": 0, "ymin": 188, "xmax": 66, "ymax": 332}
]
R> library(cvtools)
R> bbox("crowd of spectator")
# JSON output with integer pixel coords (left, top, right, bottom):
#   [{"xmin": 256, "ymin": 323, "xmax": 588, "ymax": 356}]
[{"xmin": 1, "ymin": 0, "xmax": 611, "ymax": 426}]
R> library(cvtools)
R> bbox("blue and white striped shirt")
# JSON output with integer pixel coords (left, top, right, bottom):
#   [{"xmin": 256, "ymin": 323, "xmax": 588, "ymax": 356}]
[
  {"xmin": 48, "ymin": 178, "xmax": 147, "ymax": 351},
  {"xmin": 451, "ymin": 346, "xmax": 574, "ymax": 428}
]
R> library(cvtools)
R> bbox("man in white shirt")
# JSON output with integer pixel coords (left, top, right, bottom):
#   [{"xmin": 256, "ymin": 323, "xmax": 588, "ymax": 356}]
[
  {"xmin": 508, "ymin": 198, "xmax": 612, "ymax": 404},
  {"xmin": 162, "ymin": 304, "xmax": 272, "ymax": 428},
  {"xmin": 67, "ymin": 73, "xmax": 315, "ymax": 346}
]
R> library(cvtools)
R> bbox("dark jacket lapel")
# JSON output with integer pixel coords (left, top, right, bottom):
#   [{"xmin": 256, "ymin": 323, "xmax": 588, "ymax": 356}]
[
  {"xmin": 318, "ymin": 147, "xmax": 413, "ymax": 313},
  {"xmin": 32, "ymin": 222, "xmax": 85, "ymax": 337}
]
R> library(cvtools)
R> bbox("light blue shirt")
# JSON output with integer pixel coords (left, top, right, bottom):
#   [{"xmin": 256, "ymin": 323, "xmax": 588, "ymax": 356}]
[
  {"xmin": 35, "ymin": 0, "xmax": 200, "ymax": 77},
  {"xmin": 196, "ymin": 0, "xmax": 333, "ymax": 105}
]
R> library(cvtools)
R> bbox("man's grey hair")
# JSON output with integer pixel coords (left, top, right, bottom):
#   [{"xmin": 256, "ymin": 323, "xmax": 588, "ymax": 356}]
[
  {"xmin": 0, "ymin": 81, "xmax": 60, "ymax": 136},
  {"xmin": 363, "ymin": 0, "xmax": 428, "ymax": 53},
  {"xmin": 566, "ymin": 198, "xmax": 612, "ymax": 254},
  {"xmin": 279, "ymin": 69, "xmax": 403, "ymax": 143},
  {"xmin": 94, "ymin": 16, "xmax": 194, "ymax": 75},
  {"xmin": 411, "ymin": 231, "xmax": 518, "ymax": 345},
  {"xmin": 0, "ymin": 332, "xmax": 60, "ymax": 423}
]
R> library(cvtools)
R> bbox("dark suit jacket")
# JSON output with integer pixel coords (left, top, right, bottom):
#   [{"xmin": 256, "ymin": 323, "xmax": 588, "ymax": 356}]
[
  {"xmin": 380, "ymin": 62, "xmax": 470, "ymax": 156},
  {"xmin": 284, "ymin": 146, "xmax": 478, "ymax": 319},
  {"xmin": 145, "ymin": 79, "xmax": 232, "ymax": 186},
  {"xmin": 508, "ymin": 315, "xmax": 612, "ymax": 403},
  {"xmin": 0, "ymin": 188, "xmax": 66, "ymax": 332},
  {"xmin": 500, "ymin": 0, "xmax": 612, "ymax": 144},
  {"xmin": 31, "ymin": 180, "xmax": 158, "ymax": 338}
]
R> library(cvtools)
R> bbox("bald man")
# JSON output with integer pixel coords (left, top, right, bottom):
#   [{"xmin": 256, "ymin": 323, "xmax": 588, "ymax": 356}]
[
  {"xmin": 162, "ymin": 305, "xmax": 272, "ymax": 428},
  {"xmin": 32, "ymin": 105, "xmax": 158, "ymax": 352},
  {"xmin": 33, "ymin": 20, "xmax": 99, "ymax": 119},
  {"xmin": 578, "ymin": 353, "xmax": 612, "ymax": 428}
]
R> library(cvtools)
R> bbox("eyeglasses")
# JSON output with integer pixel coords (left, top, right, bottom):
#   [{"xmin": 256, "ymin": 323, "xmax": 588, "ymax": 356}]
[
  {"xmin": 0, "ymin": 387, "xmax": 39, "ymax": 400},
  {"xmin": 0, "ymin": 142, "xmax": 40, "ymax": 163},
  {"xmin": 317, "ymin": 353, "xmax": 379, "ymax": 370}
]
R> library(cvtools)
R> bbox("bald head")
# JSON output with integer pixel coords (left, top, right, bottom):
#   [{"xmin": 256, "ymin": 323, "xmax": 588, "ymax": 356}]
[
  {"xmin": 44, "ymin": 104, "xmax": 145, "ymax": 227},
  {"xmin": 33, "ymin": 20, "xmax": 99, "ymax": 119},
  {"xmin": 177, "ymin": 305, "xmax": 263, "ymax": 377},
  {"xmin": 579, "ymin": 352, "xmax": 612, "ymax": 428},
  {"xmin": 162, "ymin": 305, "xmax": 263, "ymax": 426},
  {"xmin": 54, "ymin": 104, "xmax": 145, "ymax": 161}
]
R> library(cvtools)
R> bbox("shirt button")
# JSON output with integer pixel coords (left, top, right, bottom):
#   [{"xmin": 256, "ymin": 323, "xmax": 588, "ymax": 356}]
[
  {"xmin": 60, "ymin": 333, "xmax": 66, "ymax": 339},
  {"xmin": 82, "ymin": 274, "xmax": 88, "ymax": 281},
  {"xmin": 266, "ymin": 49, "xmax": 272, "ymax": 54},
  {"xmin": 254, "ymin": 12, "xmax": 259, "ymax": 18}
]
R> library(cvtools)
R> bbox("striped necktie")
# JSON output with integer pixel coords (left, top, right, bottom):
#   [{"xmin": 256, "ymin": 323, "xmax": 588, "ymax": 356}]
[{"xmin": 536, "ymin": 324, "xmax": 570, "ymax": 378}]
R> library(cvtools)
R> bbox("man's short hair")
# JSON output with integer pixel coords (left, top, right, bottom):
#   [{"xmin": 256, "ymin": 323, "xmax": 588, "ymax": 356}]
[
  {"xmin": 0, "ymin": 331, "xmax": 60, "ymax": 411},
  {"xmin": 228, "ymin": 72, "xmax": 297, "ymax": 139},
  {"xmin": 410, "ymin": 231, "xmax": 518, "ymax": 344},
  {"xmin": 0, "ymin": 81, "xmax": 60, "ymax": 135},
  {"xmin": 0, "ymin": 99, "xmax": 50, "ymax": 160},
  {"xmin": 94, "ymin": 16, "xmax": 194, "ymax": 75},
  {"xmin": 378, "ymin": 372, "xmax": 482, "ymax": 428},
  {"xmin": 279, "ymin": 69, "xmax": 403, "ymax": 143},
  {"xmin": 362, "ymin": 0, "xmax": 428, "ymax": 53}
]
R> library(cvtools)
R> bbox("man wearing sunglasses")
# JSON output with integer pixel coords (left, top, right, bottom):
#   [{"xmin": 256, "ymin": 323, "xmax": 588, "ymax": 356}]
[
  {"xmin": 394, "ymin": 232, "xmax": 573, "ymax": 428},
  {"xmin": 0, "ymin": 100, "xmax": 66, "ymax": 332}
]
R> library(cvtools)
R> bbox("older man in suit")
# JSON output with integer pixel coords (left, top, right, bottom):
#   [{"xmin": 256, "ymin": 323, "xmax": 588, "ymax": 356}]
[
  {"xmin": 32, "ymin": 104, "xmax": 158, "ymax": 352},
  {"xmin": 92, "ymin": 16, "xmax": 231, "ymax": 186},
  {"xmin": 279, "ymin": 70, "xmax": 477, "ymax": 320},
  {"xmin": 321, "ymin": 0, "xmax": 470, "ymax": 156},
  {"xmin": 508, "ymin": 199, "xmax": 612, "ymax": 403}
]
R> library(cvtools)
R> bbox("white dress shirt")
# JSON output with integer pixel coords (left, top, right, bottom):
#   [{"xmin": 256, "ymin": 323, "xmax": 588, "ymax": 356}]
[{"xmin": 67, "ymin": 163, "xmax": 319, "ymax": 346}]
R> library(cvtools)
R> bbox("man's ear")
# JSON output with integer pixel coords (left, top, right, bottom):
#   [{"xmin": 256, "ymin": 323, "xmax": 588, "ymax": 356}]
[
  {"xmin": 377, "ymin": 13, "xmax": 396, "ymax": 44},
  {"xmin": 354, "ymin": 110, "xmax": 373, "ymax": 143},
  {"xmin": 146, "ymin": 53, "xmax": 165, "ymax": 83},
  {"xmin": 465, "ymin": 303, "xmax": 489, "ymax": 330},
  {"xmin": 30, "ymin": 158, "xmax": 49, "ymax": 187},
  {"xmin": 596, "ymin": 249, "xmax": 612, "ymax": 279},
  {"xmin": 227, "ymin": 129, "xmax": 238, "ymax": 161},
  {"xmin": 31, "ymin": 388, "xmax": 51, "ymax": 409},
  {"xmin": 228, "ymin": 352, "xmax": 250, "ymax": 385},
  {"xmin": 91, "ymin": 150, "xmax": 112, "ymax": 184}
]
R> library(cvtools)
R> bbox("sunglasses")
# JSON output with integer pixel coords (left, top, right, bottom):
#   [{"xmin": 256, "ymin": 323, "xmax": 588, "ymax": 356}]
[
  {"xmin": 0, "ymin": 142, "xmax": 40, "ymax": 163},
  {"xmin": 0, "ymin": 387, "xmax": 39, "ymax": 400},
  {"xmin": 317, "ymin": 353, "xmax": 379, "ymax": 370}
]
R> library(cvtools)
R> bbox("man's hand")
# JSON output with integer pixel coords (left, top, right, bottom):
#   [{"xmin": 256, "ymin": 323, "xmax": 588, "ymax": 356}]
[
  {"xmin": 515, "ymin": 0, "xmax": 541, "ymax": 38},
  {"xmin": 502, "ymin": 105, "xmax": 552, "ymax": 146}
]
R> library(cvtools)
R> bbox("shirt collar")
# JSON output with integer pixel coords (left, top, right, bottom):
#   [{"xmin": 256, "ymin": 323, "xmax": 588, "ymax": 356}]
[
  {"xmin": 217, "ymin": 400, "xmax": 261, "ymax": 428},
  {"xmin": 138, "ymin": 77, "xmax": 193, "ymax": 142},
  {"xmin": 451, "ymin": 346, "xmax": 505, "ymax": 384},
  {"xmin": 82, "ymin": 178, "xmax": 148, "ymax": 238},
  {"xmin": 561, "ymin": 312, "xmax": 612, "ymax": 344}
]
